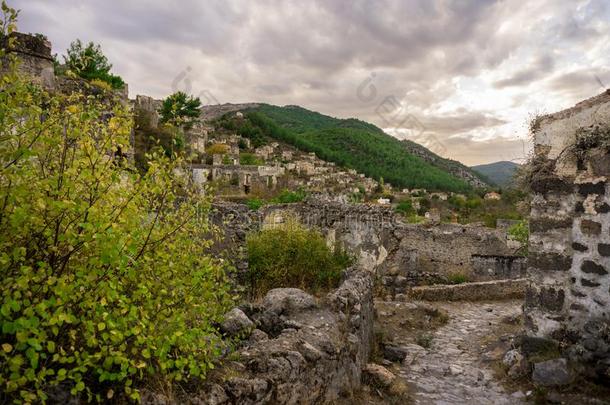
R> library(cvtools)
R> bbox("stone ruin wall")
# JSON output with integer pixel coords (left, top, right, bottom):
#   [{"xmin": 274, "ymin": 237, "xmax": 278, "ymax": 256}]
[
  {"xmin": 186, "ymin": 269, "xmax": 375, "ymax": 404},
  {"xmin": 210, "ymin": 200, "xmax": 521, "ymax": 292},
  {"xmin": 525, "ymin": 90, "xmax": 610, "ymax": 372},
  {"xmin": 2, "ymin": 32, "xmax": 54, "ymax": 88},
  {"xmin": 3, "ymin": 32, "xmax": 129, "ymax": 100}
]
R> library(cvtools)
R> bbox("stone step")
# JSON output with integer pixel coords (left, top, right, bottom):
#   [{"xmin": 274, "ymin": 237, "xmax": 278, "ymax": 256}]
[{"xmin": 403, "ymin": 278, "xmax": 528, "ymax": 301}]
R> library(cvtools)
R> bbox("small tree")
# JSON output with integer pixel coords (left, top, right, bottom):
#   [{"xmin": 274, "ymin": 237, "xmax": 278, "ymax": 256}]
[
  {"xmin": 159, "ymin": 91, "xmax": 202, "ymax": 128},
  {"xmin": 0, "ymin": 5, "xmax": 231, "ymax": 401},
  {"xmin": 63, "ymin": 39, "xmax": 125, "ymax": 89}
]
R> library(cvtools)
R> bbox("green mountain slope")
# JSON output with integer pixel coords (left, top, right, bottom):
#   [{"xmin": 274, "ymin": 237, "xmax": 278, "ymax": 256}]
[
  {"xmin": 214, "ymin": 104, "xmax": 489, "ymax": 193},
  {"xmin": 471, "ymin": 161, "xmax": 520, "ymax": 187}
]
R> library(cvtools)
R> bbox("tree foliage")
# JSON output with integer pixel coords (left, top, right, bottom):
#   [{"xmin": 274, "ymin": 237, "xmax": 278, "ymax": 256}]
[
  {"xmin": 159, "ymin": 91, "xmax": 202, "ymax": 128},
  {"xmin": 247, "ymin": 218, "xmax": 352, "ymax": 295},
  {"xmin": 0, "ymin": 6, "xmax": 232, "ymax": 401},
  {"xmin": 508, "ymin": 220, "xmax": 529, "ymax": 256},
  {"xmin": 63, "ymin": 39, "xmax": 125, "ymax": 89}
]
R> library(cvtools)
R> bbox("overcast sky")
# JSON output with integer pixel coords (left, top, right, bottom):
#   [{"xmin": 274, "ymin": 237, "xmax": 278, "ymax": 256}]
[{"xmin": 13, "ymin": 0, "xmax": 610, "ymax": 165}]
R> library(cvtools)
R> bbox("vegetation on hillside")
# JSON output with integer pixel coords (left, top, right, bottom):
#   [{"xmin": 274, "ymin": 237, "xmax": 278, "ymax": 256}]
[
  {"xmin": 159, "ymin": 91, "xmax": 202, "ymax": 128},
  {"xmin": 217, "ymin": 104, "xmax": 479, "ymax": 192},
  {"xmin": 61, "ymin": 39, "xmax": 125, "ymax": 89},
  {"xmin": 393, "ymin": 188, "xmax": 527, "ymax": 227},
  {"xmin": 471, "ymin": 161, "xmax": 521, "ymax": 187},
  {"xmin": 247, "ymin": 218, "xmax": 352, "ymax": 295},
  {"xmin": 0, "ymin": 7, "xmax": 232, "ymax": 401}
]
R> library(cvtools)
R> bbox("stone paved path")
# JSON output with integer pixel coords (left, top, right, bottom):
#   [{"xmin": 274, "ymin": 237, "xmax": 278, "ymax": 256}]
[{"xmin": 399, "ymin": 300, "xmax": 525, "ymax": 405}]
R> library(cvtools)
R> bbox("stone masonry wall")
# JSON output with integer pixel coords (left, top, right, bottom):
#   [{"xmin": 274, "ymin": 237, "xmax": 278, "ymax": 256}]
[
  {"xmin": 210, "ymin": 199, "xmax": 517, "ymax": 291},
  {"xmin": 2, "ymin": 32, "xmax": 54, "ymax": 88},
  {"xmin": 525, "ymin": 89, "xmax": 610, "ymax": 376},
  {"xmin": 189, "ymin": 268, "xmax": 374, "ymax": 404}
]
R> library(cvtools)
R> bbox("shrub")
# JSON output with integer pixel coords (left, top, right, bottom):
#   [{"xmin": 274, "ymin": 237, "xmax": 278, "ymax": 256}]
[
  {"xmin": 247, "ymin": 218, "xmax": 352, "ymax": 295},
  {"xmin": 239, "ymin": 152, "xmax": 263, "ymax": 166},
  {"xmin": 89, "ymin": 78, "xmax": 112, "ymax": 91},
  {"xmin": 508, "ymin": 220, "xmax": 529, "ymax": 255},
  {"xmin": 0, "ymin": 9, "xmax": 232, "ymax": 401},
  {"xmin": 63, "ymin": 39, "xmax": 125, "ymax": 89},
  {"xmin": 395, "ymin": 200, "xmax": 415, "ymax": 216},
  {"xmin": 206, "ymin": 143, "xmax": 229, "ymax": 155},
  {"xmin": 447, "ymin": 273, "xmax": 469, "ymax": 284},
  {"xmin": 159, "ymin": 91, "xmax": 202, "ymax": 128},
  {"xmin": 246, "ymin": 198, "xmax": 265, "ymax": 210},
  {"xmin": 271, "ymin": 188, "xmax": 307, "ymax": 204}
]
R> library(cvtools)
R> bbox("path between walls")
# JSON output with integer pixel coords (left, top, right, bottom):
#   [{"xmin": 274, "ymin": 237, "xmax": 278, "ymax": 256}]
[{"xmin": 399, "ymin": 300, "xmax": 525, "ymax": 405}]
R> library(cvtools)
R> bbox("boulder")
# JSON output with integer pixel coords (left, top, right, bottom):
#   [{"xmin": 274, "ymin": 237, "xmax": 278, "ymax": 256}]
[
  {"xmin": 221, "ymin": 308, "xmax": 254, "ymax": 337},
  {"xmin": 363, "ymin": 363, "xmax": 396, "ymax": 387},
  {"xmin": 532, "ymin": 358, "xmax": 573, "ymax": 386},
  {"xmin": 203, "ymin": 384, "xmax": 229, "ymax": 405},
  {"xmin": 263, "ymin": 288, "xmax": 317, "ymax": 314},
  {"xmin": 224, "ymin": 377, "xmax": 269, "ymax": 403},
  {"xmin": 383, "ymin": 344, "xmax": 409, "ymax": 363},
  {"xmin": 248, "ymin": 329, "xmax": 269, "ymax": 344}
]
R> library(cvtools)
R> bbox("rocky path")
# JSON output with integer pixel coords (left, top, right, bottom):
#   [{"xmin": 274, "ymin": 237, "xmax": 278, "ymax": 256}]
[{"xmin": 399, "ymin": 300, "xmax": 525, "ymax": 405}]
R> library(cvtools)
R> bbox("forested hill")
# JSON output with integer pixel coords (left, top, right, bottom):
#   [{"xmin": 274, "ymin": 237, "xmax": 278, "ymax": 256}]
[
  {"xmin": 214, "ymin": 104, "xmax": 490, "ymax": 193},
  {"xmin": 471, "ymin": 161, "xmax": 520, "ymax": 187}
]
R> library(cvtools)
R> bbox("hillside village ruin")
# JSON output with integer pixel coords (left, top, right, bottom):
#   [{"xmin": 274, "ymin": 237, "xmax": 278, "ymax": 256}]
[{"xmin": 4, "ymin": 31, "xmax": 610, "ymax": 404}]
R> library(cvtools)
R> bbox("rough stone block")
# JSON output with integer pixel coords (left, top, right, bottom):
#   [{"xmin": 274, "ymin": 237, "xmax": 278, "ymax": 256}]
[
  {"xmin": 530, "ymin": 217, "xmax": 573, "ymax": 232},
  {"xmin": 578, "ymin": 182, "xmax": 606, "ymax": 197},
  {"xmin": 529, "ymin": 252, "xmax": 572, "ymax": 272},
  {"xmin": 532, "ymin": 358, "xmax": 573, "ymax": 386},
  {"xmin": 572, "ymin": 242, "xmax": 588, "ymax": 252},
  {"xmin": 580, "ymin": 219, "xmax": 602, "ymax": 236},
  {"xmin": 525, "ymin": 286, "xmax": 565, "ymax": 312},
  {"xmin": 581, "ymin": 278, "xmax": 601, "ymax": 288},
  {"xmin": 598, "ymin": 244, "xmax": 610, "ymax": 257},
  {"xmin": 581, "ymin": 260, "xmax": 608, "ymax": 276}
]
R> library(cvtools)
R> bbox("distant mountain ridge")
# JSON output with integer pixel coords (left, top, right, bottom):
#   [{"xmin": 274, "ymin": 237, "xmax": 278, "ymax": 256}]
[
  {"xmin": 206, "ymin": 103, "xmax": 491, "ymax": 192},
  {"xmin": 471, "ymin": 161, "xmax": 520, "ymax": 187}
]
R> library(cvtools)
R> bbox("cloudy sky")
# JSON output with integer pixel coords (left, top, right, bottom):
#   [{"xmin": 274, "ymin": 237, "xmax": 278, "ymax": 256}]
[{"xmin": 13, "ymin": 0, "xmax": 610, "ymax": 165}]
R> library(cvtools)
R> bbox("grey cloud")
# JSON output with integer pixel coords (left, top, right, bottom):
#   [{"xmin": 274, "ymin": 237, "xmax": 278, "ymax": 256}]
[
  {"xmin": 420, "ymin": 111, "xmax": 508, "ymax": 136},
  {"xmin": 441, "ymin": 135, "xmax": 531, "ymax": 166},
  {"xmin": 546, "ymin": 68, "xmax": 610, "ymax": 100},
  {"xmin": 493, "ymin": 55, "xmax": 555, "ymax": 88},
  {"xmin": 12, "ymin": 0, "xmax": 610, "ymax": 165}
]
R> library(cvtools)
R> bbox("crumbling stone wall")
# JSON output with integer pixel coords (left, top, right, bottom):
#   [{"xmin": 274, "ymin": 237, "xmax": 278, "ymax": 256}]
[
  {"xmin": 187, "ymin": 268, "xmax": 374, "ymax": 404},
  {"xmin": 210, "ymin": 199, "xmax": 516, "ymax": 291},
  {"xmin": 525, "ymin": 89, "xmax": 610, "ymax": 376},
  {"xmin": 471, "ymin": 255, "xmax": 527, "ymax": 281},
  {"xmin": 2, "ymin": 32, "xmax": 54, "ymax": 88}
]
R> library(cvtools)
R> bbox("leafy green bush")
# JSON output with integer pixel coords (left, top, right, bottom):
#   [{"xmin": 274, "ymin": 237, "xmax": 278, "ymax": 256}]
[
  {"xmin": 159, "ymin": 91, "xmax": 202, "ymax": 128},
  {"xmin": 63, "ymin": 39, "xmax": 125, "ymax": 89},
  {"xmin": 395, "ymin": 200, "xmax": 415, "ymax": 216},
  {"xmin": 246, "ymin": 198, "xmax": 265, "ymax": 210},
  {"xmin": 271, "ymin": 188, "xmax": 307, "ymax": 204},
  {"xmin": 239, "ymin": 152, "xmax": 263, "ymax": 166},
  {"xmin": 247, "ymin": 218, "xmax": 352, "ymax": 295},
  {"xmin": 0, "ymin": 10, "xmax": 232, "ymax": 401},
  {"xmin": 508, "ymin": 220, "xmax": 529, "ymax": 255}
]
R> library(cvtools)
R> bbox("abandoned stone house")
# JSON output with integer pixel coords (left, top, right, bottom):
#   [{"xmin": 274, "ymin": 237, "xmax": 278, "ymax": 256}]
[
  {"xmin": 192, "ymin": 163, "xmax": 286, "ymax": 194},
  {"xmin": 526, "ymin": 89, "xmax": 610, "ymax": 376}
]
